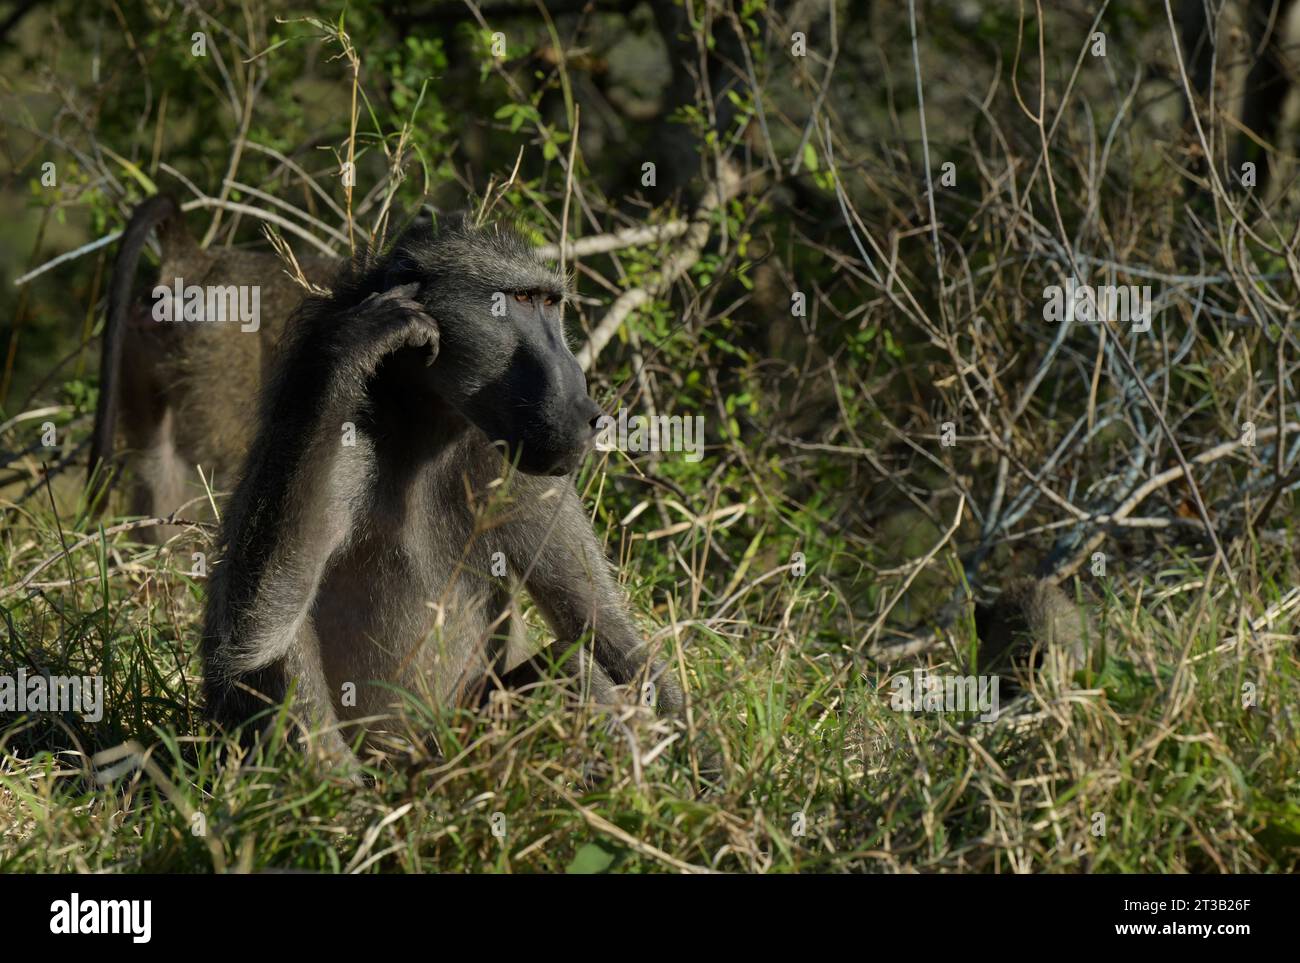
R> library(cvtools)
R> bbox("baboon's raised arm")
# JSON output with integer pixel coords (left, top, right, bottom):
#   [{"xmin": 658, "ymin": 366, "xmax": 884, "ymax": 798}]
[{"xmin": 201, "ymin": 284, "xmax": 438, "ymax": 742}]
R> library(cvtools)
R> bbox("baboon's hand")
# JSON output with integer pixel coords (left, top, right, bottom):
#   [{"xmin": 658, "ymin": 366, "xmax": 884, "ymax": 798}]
[
  {"xmin": 340, "ymin": 283, "xmax": 440, "ymax": 372},
  {"xmin": 645, "ymin": 672, "xmax": 684, "ymax": 717},
  {"xmin": 381, "ymin": 283, "xmax": 441, "ymax": 365}
]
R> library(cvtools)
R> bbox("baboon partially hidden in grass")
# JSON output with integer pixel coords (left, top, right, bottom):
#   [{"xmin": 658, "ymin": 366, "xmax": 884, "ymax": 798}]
[{"xmin": 976, "ymin": 578, "xmax": 1091, "ymax": 691}]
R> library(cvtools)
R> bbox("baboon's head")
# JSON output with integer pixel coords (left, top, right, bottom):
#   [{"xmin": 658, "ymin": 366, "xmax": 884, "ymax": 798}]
[{"xmin": 384, "ymin": 215, "xmax": 601, "ymax": 476}]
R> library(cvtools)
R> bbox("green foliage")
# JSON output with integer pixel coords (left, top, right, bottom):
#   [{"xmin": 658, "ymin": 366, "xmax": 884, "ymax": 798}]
[{"xmin": 3, "ymin": 0, "xmax": 1299, "ymax": 876}]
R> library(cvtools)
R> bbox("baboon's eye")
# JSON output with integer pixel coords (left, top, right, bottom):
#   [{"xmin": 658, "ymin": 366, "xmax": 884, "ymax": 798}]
[
  {"xmin": 543, "ymin": 294, "xmax": 560, "ymax": 307},
  {"xmin": 513, "ymin": 292, "xmax": 531, "ymax": 304}
]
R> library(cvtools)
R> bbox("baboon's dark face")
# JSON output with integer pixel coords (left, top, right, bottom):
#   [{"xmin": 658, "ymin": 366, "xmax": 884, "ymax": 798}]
[
  {"xmin": 431, "ymin": 282, "xmax": 601, "ymax": 476},
  {"xmin": 382, "ymin": 220, "xmax": 602, "ymax": 475},
  {"xmin": 436, "ymin": 282, "xmax": 598, "ymax": 478}
]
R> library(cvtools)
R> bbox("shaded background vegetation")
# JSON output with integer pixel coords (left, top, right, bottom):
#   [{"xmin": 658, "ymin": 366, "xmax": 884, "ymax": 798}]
[{"xmin": 1, "ymin": 0, "xmax": 1298, "ymax": 872}]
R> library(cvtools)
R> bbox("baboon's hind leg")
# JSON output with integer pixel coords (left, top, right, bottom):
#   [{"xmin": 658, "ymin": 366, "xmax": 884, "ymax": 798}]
[
  {"xmin": 119, "ymin": 315, "xmax": 190, "ymax": 542},
  {"xmin": 132, "ymin": 407, "xmax": 191, "ymax": 541},
  {"xmin": 206, "ymin": 626, "xmax": 358, "ymax": 776}
]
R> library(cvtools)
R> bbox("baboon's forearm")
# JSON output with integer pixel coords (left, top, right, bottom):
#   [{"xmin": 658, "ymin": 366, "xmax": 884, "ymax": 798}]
[
  {"xmin": 519, "ymin": 497, "xmax": 685, "ymax": 715},
  {"xmin": 481, "ymin": 640, "xmax": 620, "ymax": 706},
  {"xmin": 201, "ymin": 385, "xmax": 362, "ymax": 723}
]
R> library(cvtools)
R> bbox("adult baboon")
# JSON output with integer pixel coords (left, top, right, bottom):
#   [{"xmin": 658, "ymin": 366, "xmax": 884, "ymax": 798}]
[
  {"xmin": 201, "ymin": 215, "xmax": 685, "ymax": 762},
  {"xmin": 88, "ymin": 194, "xmax": 333, "ymax": 530}
]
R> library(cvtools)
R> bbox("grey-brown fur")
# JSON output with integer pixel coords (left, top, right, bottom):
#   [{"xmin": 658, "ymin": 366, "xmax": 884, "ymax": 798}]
[
  {"xmin": 975, "ymin": 578, "xmax": 1090, "ymax": 689},
  {"xmin": 201, "ymin": 215, "xmax": 684, "ymax": 761},
  {"xmin": 89, "ymin": 195, "xmax": 333, "ymax": 532}
]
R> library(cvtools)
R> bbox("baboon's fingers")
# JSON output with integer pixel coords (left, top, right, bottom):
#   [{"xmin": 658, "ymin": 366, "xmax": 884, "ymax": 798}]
[
  {"xmin": 349, "ymin": 292, "xmax": 439, "ymax": 368},
  {"xmin": 645, "ymin": 666, "xmax": 685, "ymax": 717},
  {"xmin": 403, "ymin": 323, "xmax": 440, "ymax": 365}
]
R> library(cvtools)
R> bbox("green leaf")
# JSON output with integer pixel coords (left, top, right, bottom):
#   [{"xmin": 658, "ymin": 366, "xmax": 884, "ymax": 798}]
[{"xmin": 566, "ymin": 842, "xmax": 617, "ymax": 874}]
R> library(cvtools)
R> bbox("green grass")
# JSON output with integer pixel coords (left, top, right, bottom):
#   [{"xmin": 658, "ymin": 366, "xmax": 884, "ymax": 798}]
[
  {"xmin": 2, "ymin": 463, "xmax": 1297, "ymax": 873},
  {"xmin": 3, "ymin": 0, "xmax": 1299, "ymax": 875}
]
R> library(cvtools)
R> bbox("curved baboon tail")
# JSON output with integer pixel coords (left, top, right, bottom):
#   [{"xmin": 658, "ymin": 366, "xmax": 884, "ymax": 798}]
[{"xmin": 87, "ymin": 193, "xmax": 181, "ymax": 507}]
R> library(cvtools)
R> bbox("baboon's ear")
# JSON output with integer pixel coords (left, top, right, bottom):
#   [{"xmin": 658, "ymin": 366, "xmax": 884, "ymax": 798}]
[{"xmin": 382, "ymin": 250, "xmax": 423, "ymax": 291}]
